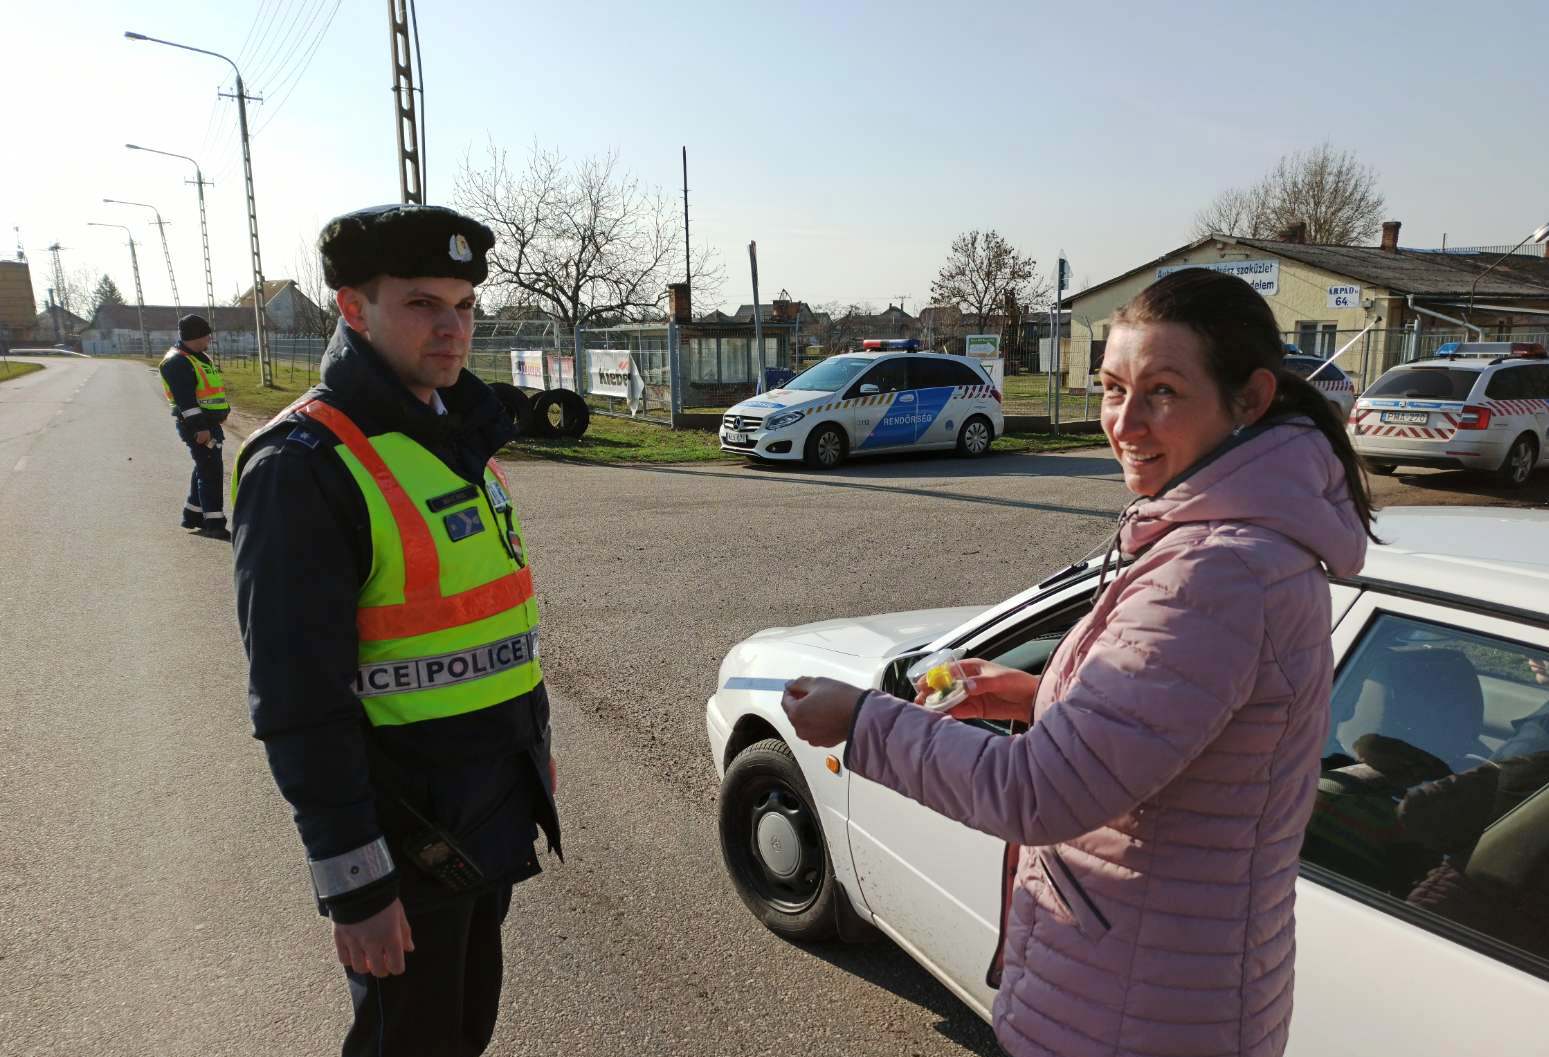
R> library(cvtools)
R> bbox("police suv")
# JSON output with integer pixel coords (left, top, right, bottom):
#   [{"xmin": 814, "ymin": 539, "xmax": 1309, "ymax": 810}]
[
  {"xmin": 1348, "ymin": 341, "xmax": 1549, "ymax": 487},
  {"xmin": 720, "ymin": 343, "xmax": 1004, "ymax": 468}
]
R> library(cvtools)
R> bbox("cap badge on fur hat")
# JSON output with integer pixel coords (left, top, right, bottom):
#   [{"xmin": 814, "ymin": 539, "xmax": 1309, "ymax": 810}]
[{"xmin": 449, "ymin": 234, "xmax": 472, "ymax": 263}]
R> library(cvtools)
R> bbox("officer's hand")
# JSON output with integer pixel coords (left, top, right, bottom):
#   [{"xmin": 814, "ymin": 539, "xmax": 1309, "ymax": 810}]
[
  {"xmin": 194, "ymin": 429, "xmax": 212, "ymax": 446},
  {"xmin": 333, "ymin": 898, "xmax": 415, "ymax": 978}
]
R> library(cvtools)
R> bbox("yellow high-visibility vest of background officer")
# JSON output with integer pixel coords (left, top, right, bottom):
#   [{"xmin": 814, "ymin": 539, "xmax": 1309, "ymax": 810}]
[{"xmin": 231, "ymin": 205, "xmax": 560, "ymax": 1057}]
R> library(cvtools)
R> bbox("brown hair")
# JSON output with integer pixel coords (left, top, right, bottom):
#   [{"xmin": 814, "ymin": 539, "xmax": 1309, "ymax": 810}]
[{"xmin": 1112, "ymin": 267, "xmax": 1378, "ymax": 539}]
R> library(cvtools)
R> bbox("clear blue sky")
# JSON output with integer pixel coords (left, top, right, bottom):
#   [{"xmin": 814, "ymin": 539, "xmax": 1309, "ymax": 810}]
[{"xmin": 6, "ymin": 0, "xmax": 1546, "ymax": 315}]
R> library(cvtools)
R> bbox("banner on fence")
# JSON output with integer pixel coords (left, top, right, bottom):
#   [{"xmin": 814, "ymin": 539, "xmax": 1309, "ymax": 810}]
[
  {"xmin": 510, "ymin": 350, "xmax": 545, "ymax": 389},
  {"xmin": 544, "ymin": 354, "xmax": 577, "ymax": 392},
  {"xmin": 587, "ymin": 349, "xmax": 644, "ymax": 412}
]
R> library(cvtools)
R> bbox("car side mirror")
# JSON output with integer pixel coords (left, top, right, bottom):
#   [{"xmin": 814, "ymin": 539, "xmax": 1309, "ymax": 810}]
[{"xmin": 859, "ymin": 383, "xmax": 879, "ymax": 395}]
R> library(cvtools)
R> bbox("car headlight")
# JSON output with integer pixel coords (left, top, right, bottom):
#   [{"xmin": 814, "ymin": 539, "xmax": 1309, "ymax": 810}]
[{"xmin": 765, "ymin": 410, "xmax": 805, "ymax": 430}]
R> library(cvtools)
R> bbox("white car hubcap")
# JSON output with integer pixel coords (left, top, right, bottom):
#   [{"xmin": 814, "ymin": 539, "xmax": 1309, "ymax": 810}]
[
  {"xmin": 756, "ymin": 813, "xmax": 802, "ymax": 878},
  {"xmin": 966, "ymin": 422, "xmax": 989, "ymax": 452}
]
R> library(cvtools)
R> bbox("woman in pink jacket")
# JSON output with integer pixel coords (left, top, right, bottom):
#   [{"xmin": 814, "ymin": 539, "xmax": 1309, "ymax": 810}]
[{"xmin": 784, "ymin": 268, "xmax": 1375, "ymax": 1057}]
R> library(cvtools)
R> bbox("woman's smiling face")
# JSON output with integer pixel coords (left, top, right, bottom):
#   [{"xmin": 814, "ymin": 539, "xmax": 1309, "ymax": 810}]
[{"xmin": 1100, "ymin": 321, "xmax": 1240, "ymax": 497}]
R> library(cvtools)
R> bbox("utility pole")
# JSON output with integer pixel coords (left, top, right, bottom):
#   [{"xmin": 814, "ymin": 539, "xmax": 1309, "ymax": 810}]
[
  {"xmin": 88, "ymin": 221, "xmax": 149, "ymax": 357},
  {"xmin": 47, "ymin": 244, "xmax": 67, "ymax": 340},
  {"xmin": 124, "ymin": 32, "xmax": 274, "ymax": 386},
  {"xmin": 104, "ymin": 199, "xmax": 180, "ymax": 310},
  {"xmin": 682, "ymin": 146, "xmax": 691, "ymax": 306},
  {"xmin": 126, "ymin": 145, "xmax": 220, "ymax": 362},
  {"xmin": 387, "ymin": 0, "xmax": 424, "ymax": 203},
  {"xmin": 1050, "ymin": 253, "xmax": 1069, "ymax": 435},
  {"xmin": 749, "ymin": 241, "xmax": 764, "ymax": 392}
]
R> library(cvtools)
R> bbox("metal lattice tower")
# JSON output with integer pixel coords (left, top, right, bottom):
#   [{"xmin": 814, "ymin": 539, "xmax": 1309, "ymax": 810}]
[
  {"xmin": 221, "ymin": 74, "xmax": 272, "ymax": 385},
  {"xmin": 48, "ymin": 244, "xmax": 67, "ymax": 312},
  {"xmin": 388, "ymin": 0, "xmax": 424, "ymax": 204}
]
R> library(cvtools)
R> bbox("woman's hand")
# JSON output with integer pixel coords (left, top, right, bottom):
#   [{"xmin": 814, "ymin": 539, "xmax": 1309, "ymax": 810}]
[
  {"xmin": 781, "ymin": 676, "xmax": 867, "ymax": 747},
  {"xmin": 916, "ymin": 659, "xmax": 1039, "ymax": 724}
]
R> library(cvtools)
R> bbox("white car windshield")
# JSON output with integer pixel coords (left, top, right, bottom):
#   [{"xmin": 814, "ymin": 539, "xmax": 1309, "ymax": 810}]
[{"xmin": 783, "ymin": 356, "xmax": 873, "ymax": 393}]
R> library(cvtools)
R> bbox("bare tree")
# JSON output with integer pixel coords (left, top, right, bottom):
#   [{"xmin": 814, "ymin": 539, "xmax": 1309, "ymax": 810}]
[
  {"xmin": 291, "ymin": 236, "xmax": 338, "ymax": 342},
  {"xmin": 455, "ymin": 141, "xmax": 725, "ymax": 326},
  {"xmin": 929, "ymin": 230, "xmax": 1050, "ymax": 333},
  {"xmin": 1192, "ymin": 144, "xmax": 1386, "ymax": 245}
]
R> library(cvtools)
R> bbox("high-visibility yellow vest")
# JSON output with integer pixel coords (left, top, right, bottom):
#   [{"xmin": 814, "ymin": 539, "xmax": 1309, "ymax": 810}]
[
  {"xmin": 162, "ymin": 348, "xmax": 230, "ymax": 413},
  {"xmin": 235, "ymin": 399, "xmax": 541, "ymax": 726}
]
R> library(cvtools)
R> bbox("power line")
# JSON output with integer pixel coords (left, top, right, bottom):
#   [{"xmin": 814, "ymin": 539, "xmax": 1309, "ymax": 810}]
[
  {"xmin": 254, "ymin": 0, "xmax": 333, "ymax": 96},
  {"xmin": 235, "ymin": 0, "xmax": 285, "ymax": 68},
  {"xmin": 253, "ymin": 0, "xmax": 343, "ymax": 138},
  {"xmin": 249, "ymin": 0, "xmax": 328, "ymax": 91},
  {"xmin": 243, "ymin": 0, "xmax": 305, "ymax": 84}
]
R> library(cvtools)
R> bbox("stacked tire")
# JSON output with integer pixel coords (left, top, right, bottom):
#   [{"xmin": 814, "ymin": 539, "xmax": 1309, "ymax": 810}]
[{"xmin": 490, "ymin": 382, "xmax": 590, "ymax": 439}]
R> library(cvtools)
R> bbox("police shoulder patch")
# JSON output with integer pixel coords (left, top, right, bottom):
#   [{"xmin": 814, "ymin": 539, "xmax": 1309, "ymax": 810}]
[{"xmin": 285, "ymin": 426, "xmax": 322, "ymax": 450}]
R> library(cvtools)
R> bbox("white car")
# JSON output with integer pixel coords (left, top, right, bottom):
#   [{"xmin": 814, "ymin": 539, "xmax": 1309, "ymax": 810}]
[
  {"xmin": 720, "ymin": 351, "xmax": 1004, "ymax": 468},
  {"xmin": 1348, "ymin": 346, "xmax": 1549, "ymax": 487},
  {"xmin": 1283, "ymin": 352, "xmax": 1356, "ymax": 420},
  {"xmin": 706, "ymin": 507, "xmax": 1549, "ymax": 1054}
]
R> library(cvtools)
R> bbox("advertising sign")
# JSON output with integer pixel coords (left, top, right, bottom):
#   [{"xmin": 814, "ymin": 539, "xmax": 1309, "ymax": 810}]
[
  {"xmin": 964, "ymin": 334, "xmax": 1001, "ymax": 358},
  {"xmin": 1157, "ymin": 259, "xmax": 1279, "ymax": 296},
  {"xmin": 543, "ymin": 354, "xmax": 576, "ymax": 392},
  {"xmin": 510, "ymin": 349, "xmax": 545, "ymax": 389}
]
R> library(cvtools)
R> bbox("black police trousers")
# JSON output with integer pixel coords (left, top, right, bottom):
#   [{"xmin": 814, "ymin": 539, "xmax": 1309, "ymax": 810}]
[
  {"xmin": 342, "ymin": 883, "xmax": 513, "ymax": 1057},
  {"xmin": 178, "ymin": 422, "xmax": 226, "ymax": 528}
]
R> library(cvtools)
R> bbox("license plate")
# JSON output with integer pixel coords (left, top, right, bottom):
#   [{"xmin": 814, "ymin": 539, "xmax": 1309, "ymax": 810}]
[
  {"xmin": 725, "ymin": 431, "xmax": 750, "ymax": 444},
  {"xmin": 1381, "ymin": 411, "xmax": 1428, "ymax": 425}
]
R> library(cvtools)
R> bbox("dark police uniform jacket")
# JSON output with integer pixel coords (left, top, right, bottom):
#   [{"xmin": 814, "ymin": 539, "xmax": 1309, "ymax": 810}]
[
  {"xmin": 159, "ymin": 344, "xmax": 229, "ymax": 436},
  {"xmin": 233, "ymin": 321, "xmax": 560, "ymax": 923}
]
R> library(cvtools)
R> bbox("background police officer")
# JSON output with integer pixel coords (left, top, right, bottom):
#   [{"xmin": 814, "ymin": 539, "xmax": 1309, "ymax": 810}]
[
  {"xmin": 159, "ymin": 314, "xmax": 230, "ymax": 539},
  {"xmin": 231, "ymin": 205, "xmax": 560, "ymax": 1057}
]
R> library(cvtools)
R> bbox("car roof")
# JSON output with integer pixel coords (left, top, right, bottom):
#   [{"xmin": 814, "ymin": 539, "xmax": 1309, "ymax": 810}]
[
  {"xmin": 1361, "ymin": 507, "xmax": 1549, "ymax": 616},
  {"xmin": 1385, "ymin": 358, "xmax": 1493, "ymax": 372}
]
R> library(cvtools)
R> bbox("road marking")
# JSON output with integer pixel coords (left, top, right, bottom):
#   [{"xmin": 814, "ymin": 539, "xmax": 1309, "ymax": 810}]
[{"xmin": 13, "ymin": 457, "xmax": 27, "ymax": 472}]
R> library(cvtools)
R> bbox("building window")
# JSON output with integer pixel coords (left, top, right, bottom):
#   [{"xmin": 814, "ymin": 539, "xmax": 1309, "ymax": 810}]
[{"xmin": 1297, "ymin": 321, "xmax": 1338, "ymax": 355}]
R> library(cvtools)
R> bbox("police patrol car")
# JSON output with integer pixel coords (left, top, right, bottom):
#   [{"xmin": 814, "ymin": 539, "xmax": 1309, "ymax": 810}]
[
  {"xmin": 1348, "ymin": 342, "xmax": 1549, "ymax": 487},
  {"xmin": 1283, "ymin": 348, "xmax": 1357, "ymax": 420},
  {"xmin": 720, "ymin": 342, "xmax": 1004, "ymax": 468}
]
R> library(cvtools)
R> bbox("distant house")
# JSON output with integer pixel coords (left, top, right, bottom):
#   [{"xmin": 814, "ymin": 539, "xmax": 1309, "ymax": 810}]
[
  {"xmin": 32, "ymin": 305, "xmax": 91, "ymax": 341},
  {"xmin": 235, "ymin": 279, "xmax": 327, "ymax": 336},
  {"xmin": 818, "ymin": 303, "xmax": 920, "ymax": 351},
  {"xmin": 79, "ymin": 304, "xmax": 263, "ymax": 357},
  {"xmin": 731, "ymin": 299, "xmax": 830, "ymax": 329}
]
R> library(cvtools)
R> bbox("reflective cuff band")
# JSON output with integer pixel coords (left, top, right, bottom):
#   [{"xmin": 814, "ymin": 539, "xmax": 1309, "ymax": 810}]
[
  {"xmin": 308, "ymin": 837, "xmax": 395, "ymax": 899},
  {"xmin": 181, "ymin": 407, "xmax": 204, "ymax": 418},
  {"xmin": 354, "ymin": 628, "xmax": 539, "ymax": 699}
]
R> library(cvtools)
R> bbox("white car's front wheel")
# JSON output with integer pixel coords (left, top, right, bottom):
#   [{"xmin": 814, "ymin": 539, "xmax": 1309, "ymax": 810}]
[
  {"xmin": 718, "ymin": 738, "xmax": 839, "ymax": 941},
  {"xmin": 804, "ymin": 424, "xmax": 847, "ymax": 469}
]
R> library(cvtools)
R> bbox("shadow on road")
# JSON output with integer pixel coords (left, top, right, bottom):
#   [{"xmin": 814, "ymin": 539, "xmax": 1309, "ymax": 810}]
[
  {"xmin": 1373, "ymin": 466, "xmax": 1549, "ymax": 509},
  {"xmin": 800, "ymin": 938, "xmax": 1005, "ymax": 1055}
]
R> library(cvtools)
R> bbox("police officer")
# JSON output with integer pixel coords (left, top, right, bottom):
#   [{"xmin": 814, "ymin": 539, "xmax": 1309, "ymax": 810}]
[
  {"xmin": 231, "ymin": 205, "xmax": 560, "ymax": 1057},
  {"xmin": 159, "ymin": 314, "xmax": 231, "ymax": 539}
]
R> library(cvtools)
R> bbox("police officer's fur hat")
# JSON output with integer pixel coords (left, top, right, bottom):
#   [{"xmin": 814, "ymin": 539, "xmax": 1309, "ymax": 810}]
[
  {"xmin": 318, "ymin": 204, "xmax": 495, "ymax": 290},
  {"xmin": 178, "ymin": 313, "xmax": 212, "ymax": 341}
]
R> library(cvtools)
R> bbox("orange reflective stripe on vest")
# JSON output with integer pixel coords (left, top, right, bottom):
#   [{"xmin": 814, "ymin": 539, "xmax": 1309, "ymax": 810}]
[{"xmin": 296, "ymin": 400, "xmax": 534, "ymax": 642}]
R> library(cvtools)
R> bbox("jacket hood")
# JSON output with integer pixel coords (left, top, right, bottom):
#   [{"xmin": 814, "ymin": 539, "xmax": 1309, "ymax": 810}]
[
  {"xmin": 1121, "ymin": 418, "xmax": 1368, "ymax": 577},
  {"xmin": 316, "ymin": 320, "xmax": 513, "ymax": 459}
]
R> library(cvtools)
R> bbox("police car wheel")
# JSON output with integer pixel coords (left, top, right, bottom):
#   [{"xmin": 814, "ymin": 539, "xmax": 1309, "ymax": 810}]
[
  {"xmin": 719, "ymin": 738, "xmax": 838, "ymax": 941},
  {"xmin": 956, "ymin": 416, "xmax": 994, "ymax": 457},
  {"xmin": 804, "ymin": 424, "xmax": 847, "ymax": 469},
  {"xmin": 1496, "ymin": 434, "xmax": 1538, "ymax": 488}
]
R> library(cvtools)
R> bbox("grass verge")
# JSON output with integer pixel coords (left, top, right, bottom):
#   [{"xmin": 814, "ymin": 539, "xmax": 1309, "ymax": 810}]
[{"xmin": 0, "ymin": 360, "xmax": 45, "ymax": 383}]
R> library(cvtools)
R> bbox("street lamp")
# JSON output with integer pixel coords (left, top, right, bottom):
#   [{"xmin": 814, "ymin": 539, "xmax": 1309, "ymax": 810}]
[
  {"xmin": 103, "ymin": 198, "xmax": 180, "ymax": 311},
  {"xmin": 125, "ymin": 30, "xmax": 272, "ymax": 386},
  {"xmin": 126, "ymin": 144, "xmax": 219, "ymax": 362},
  {"xmin": 1469, "ymin": 219, "xmax": 1549, "ymax": 310},
  {"xmin": 87, "ymin": 221, "xmax": 150, "ymax": 357}
]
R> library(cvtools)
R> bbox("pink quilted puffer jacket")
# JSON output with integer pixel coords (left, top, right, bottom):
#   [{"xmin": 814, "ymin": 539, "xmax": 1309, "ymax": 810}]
[{"xmin": 847, "ymin": 421, "xmax": 1368, "ymax": 1057}]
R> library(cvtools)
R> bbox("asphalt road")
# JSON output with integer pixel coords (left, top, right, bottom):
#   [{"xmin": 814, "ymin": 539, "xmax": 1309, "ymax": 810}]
[{"xmin": 4, "ymin": 357, "xmax": 1541, "ymax": 1056}]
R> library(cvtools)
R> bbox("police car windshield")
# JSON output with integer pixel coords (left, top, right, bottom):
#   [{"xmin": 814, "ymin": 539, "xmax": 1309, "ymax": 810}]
[
  {"xmin": 784, "ymin": 356, "xmax": 872, "ymax": 393},
  {"xmin": 1365, "ymin": 367, "xmax": 1477, "ymax": 401},
  {"xmin": 1284, "ymin": 357, "xmax": 1346, "ymax": 381}
]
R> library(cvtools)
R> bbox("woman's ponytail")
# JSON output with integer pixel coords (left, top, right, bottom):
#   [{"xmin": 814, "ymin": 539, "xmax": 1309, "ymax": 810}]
[{"xmin": 1272, "ymin": 370, "xmax": 1380, "ymax": 541}]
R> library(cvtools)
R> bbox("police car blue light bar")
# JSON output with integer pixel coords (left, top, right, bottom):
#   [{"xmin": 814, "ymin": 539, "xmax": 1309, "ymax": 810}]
[{"xmin": 861, "ymin": 338, "xmax": 923, "ymax": 351}]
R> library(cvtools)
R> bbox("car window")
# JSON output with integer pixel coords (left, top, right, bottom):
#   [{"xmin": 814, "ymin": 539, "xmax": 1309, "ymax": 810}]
[
  {"xmin": 1485, "ymin": 367, "xmax": 1528, "ymax": 400},
  {"xmin": 912, "ymin": 358, "xmax": 982, "ymax": 389},
  {"xmin": 1527, "ymin": 364, "xmax": 1549, "ymax": 399},
  {"xmin": 784, "ymin": 356, "xmax": 871, "ymax": 393},
  {"xmin": 848, "ymin": 358, "xmax": 908, "ymax": 397},
  {"xmin": 1302, "ymin": 612, "xmax": 1549, "ymax": 965},
  {"xmin": 962, "ymin": 594, "xmax": 1093, "ymax": 736},
  {"xmin": 1364, "ymin": 367, "xmax": 1479, "ymax": 401}
]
